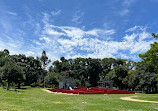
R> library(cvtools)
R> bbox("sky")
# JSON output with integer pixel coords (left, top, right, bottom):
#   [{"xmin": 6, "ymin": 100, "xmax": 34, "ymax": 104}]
[{"xmin": 0, "ymin": 0, "xmax": 158, "ymax": 62}]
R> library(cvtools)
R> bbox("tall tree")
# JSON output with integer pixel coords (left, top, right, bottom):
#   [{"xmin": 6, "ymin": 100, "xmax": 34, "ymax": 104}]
[
  {"xmin": 100, "ymin": 58, "xmax": 115, "ymax": 79},
  {"xmin": 24, "ymin": 56, "xmax": 42, "ymax": 86},
  {"xmin": 45, "ymin": 67, "xmax": 61, "ymax": 88},
  {"xmin": 40, "ymin": 51, "xmax": 51, "ymax": 69},
  {"xmin": 125, "ymin": 62, "xmax": 157, "ymax": 93},
  {"xmin": 1, "ymin": 59, "xmax": 24, "ymax": 90},
  {"xmin": 139, "ymin": 42, "xmax": 158, "ymax": 73},
  {"xmin": 106, "ymin": 59, "xmax": 134, "ymax": 90},
  {"xmin": 0, "ymin": 50, "xmax": 10, "ymax": 87},
  {"xmin": 139, "ymin": 34, "xmax": 158, "ymax": 83},
  {"xmin": 87, "ymin": 58, "xmax": 102, "ymax": 87},
  {"xmin": 39, "ymin": 50, "xmax": 51, "ymax": 87}
]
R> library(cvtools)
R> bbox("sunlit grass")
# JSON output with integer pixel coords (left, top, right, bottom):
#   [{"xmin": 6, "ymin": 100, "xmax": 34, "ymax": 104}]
[
  {"xmin": 0, "ymin": 87, "xmax": 158, "ymax": 111},
  {"xmin": 133, "ymin": 94, "xmax": 158, "ymax": 101}
]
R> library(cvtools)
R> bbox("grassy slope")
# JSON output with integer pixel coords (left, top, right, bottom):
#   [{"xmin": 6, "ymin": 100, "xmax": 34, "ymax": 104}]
[{"xmin": 0, "ymin": 88, "xmax": 158, "ymax": 111}]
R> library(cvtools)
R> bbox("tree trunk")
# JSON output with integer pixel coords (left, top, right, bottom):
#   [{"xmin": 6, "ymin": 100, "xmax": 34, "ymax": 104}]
[
  {"xmin": 155, "ymin": 85, "xmax": 157, "ymax": 93},
  {"xmin": 7, "ymin": 80, "xmax": 10, "ymax": 90},
  {"xmin": 18, "ymin": 82, "xmax": 21, "ymax": 89}
]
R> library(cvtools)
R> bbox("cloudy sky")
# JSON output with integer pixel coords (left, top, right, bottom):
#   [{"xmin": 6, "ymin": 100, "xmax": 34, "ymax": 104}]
[{"xmin": 0, "ymin": 0, "xmax": 158, "ymax": 61}]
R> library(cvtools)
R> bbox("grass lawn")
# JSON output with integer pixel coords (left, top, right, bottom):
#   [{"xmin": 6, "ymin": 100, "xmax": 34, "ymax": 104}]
[
  {"xmin": 0, "ymin": 87, "xmax": 158, "ymax": 111},
  {"xmin": 133, "ymin": 94, "xmax": 158, "ymax": 102}
]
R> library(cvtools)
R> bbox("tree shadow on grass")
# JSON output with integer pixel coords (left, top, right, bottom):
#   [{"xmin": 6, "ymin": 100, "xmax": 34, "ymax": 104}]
[{"xmin": 7, "ymin": 86, "xmax": 32, "ymax": 92}]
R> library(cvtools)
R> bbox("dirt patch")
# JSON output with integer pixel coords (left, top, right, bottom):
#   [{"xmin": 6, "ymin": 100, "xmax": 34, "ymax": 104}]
[
  {"xmin": 53, "ymin": 101, "xmax": 63, "ymax": 104},
  {"xmin": 81, "ymin": 102, "xmax": 87, "ymax": 104},
  {"xmin": 120, "ymin": 96, "xmax": 158, "ymax": 103}
]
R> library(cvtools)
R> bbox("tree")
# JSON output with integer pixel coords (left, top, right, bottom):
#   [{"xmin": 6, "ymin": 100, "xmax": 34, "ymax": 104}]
[
  {"xmin": 123, "ymin": 70, "xmax": 138, "ymax": 91},
  {"xmin": 45, "ymin": 67, "xmax": 61, "ymax": 88},
  {"xmin": 106, "ymin": 59, "xmax": 135, "ymax": 90},
  {"xmin": 0, "ymin": 49, "xmax": 10, "ymax": 67},
  {"xmin": 139, "ymin": 42, "xmax": 158, "ymax": 73},
  {"xmin": 11, "ymin": 54, "xmax": 26, "ymax": 88},
  {"xmin": 87, "ymin": 58, "xmax": 102, "ymax": 87},
  {"xmin": 152, "ymin": 33, "xmax": 158, "ymax": 38},
  {"xmin": 24, "ymin": 56, "xmax": 43, "ymax": 86},
  {"xmin": 0, "ymin": 50, "xmax": 10, "ymax": 87},
  {"xmin": 1, "ymin": 59, "xmax": 24, "ymax": 90},
  {"xmin": 134, "ymin": 33, "xmax": 158, "ymax": 93},
  {"xmin": 39, "ymin": 50, "xmax": 51, "ymax": 87},
  {"xmin": 100, "ymin": 58, "xmax": 115, "ymax": 79},
  {"xmin": 107, "ymin": 65, "xmax": 128, "ymax": 89},
  {"xmin": 40, "ymin": 50, "xmax": 51, "ymax": 69},
  {"xmin": 125, "ymin": 62, "xmax": 157, "ymax": 93},
  {"xmin": 139, "ymin": 34, "xmax": 158, "ymax": 84}
]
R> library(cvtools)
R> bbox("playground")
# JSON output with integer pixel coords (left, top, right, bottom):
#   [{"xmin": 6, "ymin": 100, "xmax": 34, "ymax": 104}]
[{"xmin": 47, "ymin": 86, "xmax": 135, "ymax": 94}]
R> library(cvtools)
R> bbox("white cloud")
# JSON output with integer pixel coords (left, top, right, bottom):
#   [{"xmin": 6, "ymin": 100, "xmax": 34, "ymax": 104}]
[
  {"xmin": 1, "ymin": 10, "xmax": 154, "ymax": 62},
  {"xmin": 86, "ymin": 29, "xmax": 115, "ymax": 37},
  {"xmin": 44, "ymin": 28, "xmax": 65, "ymax": 36},
  {"xmin": 40, "ymin": 37, "xmax": 51, "ymax": 43},
  {"xmin": 138, "ymin": 32, "xmax": 151, "ymax": 41},
  {"xmin": 32, "ymin": 14, "xmax": 155, "ymax": 61},
  {"xmin": 130, "ymin": 41, "xmax": 153, "ymax": 54},
  {"xmin": 27, "ymin": 51, "xmax": 35, "ymax": 55},
  {"xmin": 119, "ymin": 9, "xmax": 130, "ymax": 16},
  {"xmin": 72, "ymin": 10, "xmax": 84, "ymax": 24},
  {"xmin": 6, "ymin": 11, "xmax": 18, "ymax": 16},
  {"xmin": 119, "ymin": 0, "xmax": 137, "ymax": 16},
  {"xmin": 42, "ymin": 13, "xmax": 50, "ymax": 24},
  {"xmin": 51, "ymin": 10, "xmax": 61, "ymax": 16},
  {"xmin": 86, "ymin": 29, "xmax": 102, "ymax": 36},
  {"xmin": 0, "ymin": 9, "xmax": 26, "ymax": 56},
  {"xmin": 0, "ymin": 34, "xmax": 25, "ymax": 55},
  {"xmin": 42, "ymin": 22, "xmax": 115, "ymax": 39},
  {"xmin": 35, "ymin": 41, "xmax": 42, "ymax": 45},
  {"xmin": 124, "ymin": 33, "xmax": 137, "ymax": 42},
  {"xmin": 119, "ymin": 53, "xmax": 130, "ymax": 59},
  {"xmin": 122, "ymin": 0, "xmax": 136, "ymax": 7},
  {"xmin": 126, "ymin": 26, "xmax": 147, "ymax": 32},
  {"xmin": 58, "ymin": 39, "xmax": 77, "ymax": 47},
  {"xmin": 60, "ymin": 27, "xmax": 85, "ymax": 39}
]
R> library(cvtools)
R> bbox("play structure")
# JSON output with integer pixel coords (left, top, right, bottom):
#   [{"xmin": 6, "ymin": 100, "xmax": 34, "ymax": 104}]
[
  {"xmin": 97, "ymin": 78, "xmax": 113, "ymax": 89},
  {"xmin": 47, "ymin": 86, "xmax": 135, "ymax": 94},
  {"xmin": 50, "ymin": 76, "xmax": 135, "ymax": 94}
]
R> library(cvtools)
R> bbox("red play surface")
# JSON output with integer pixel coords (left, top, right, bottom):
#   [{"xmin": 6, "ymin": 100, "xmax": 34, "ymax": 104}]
[{"xmin": 48, "ymin": 86, "xmax": 135, "ymax": 94}]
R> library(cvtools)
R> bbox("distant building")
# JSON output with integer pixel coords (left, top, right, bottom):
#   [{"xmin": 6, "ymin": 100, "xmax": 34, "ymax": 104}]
[
  {"xmin": 59, "ymin": 76, "xmax": 75, "ymax": 89},
  {"xmin": 59, "ymin": 76, "xmax": 113, "ymax": 89},
  {"xmin": 97, "ymin": 78, "xmax": 113, "ymax": 88}
]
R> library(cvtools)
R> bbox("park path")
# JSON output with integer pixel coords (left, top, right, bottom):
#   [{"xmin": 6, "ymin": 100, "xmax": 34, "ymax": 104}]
[
  {"xmin": 42, "ymin": 89, "xmax": 76, "ymax": 95},
  {"xmin": 120, "ymin": 96, "xmax": 158, "ymax": 103}
]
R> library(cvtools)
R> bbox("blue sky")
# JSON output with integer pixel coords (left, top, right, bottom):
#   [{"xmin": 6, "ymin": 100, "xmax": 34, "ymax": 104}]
[{"xmin": 0, "ymin": 0, "xmax": 158, "ymax": 61}]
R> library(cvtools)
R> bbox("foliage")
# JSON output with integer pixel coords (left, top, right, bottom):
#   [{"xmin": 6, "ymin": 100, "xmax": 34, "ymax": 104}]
[
  {"xmin": 1, "ymin": 59, "xmax": 24, "ymax": 90},
  {"xmin": 139, "ymin": 42, "xmax": 158, "ymax": 73},
  {"xmin": 152, "ymin": 33, "xmax": 158, "ymax": 38},
  {"xmin": 139, "ymin": 34, "xmax": 158, "ymax": 89},
  {"xmin": 45, "ymin": 67, "xmax": 61, "ymax": 88},
  {"xmin": 38, "ymin": 50, "xmax": 51, "ymax": 87},
  {"xmin": 124, "ymin": 62, "xmax": 157, "ymax": 93}
]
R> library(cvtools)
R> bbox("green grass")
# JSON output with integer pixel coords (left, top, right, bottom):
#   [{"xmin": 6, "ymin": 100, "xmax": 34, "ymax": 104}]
[
  {"xmin": 133, "ymin": 94, "xmax": 158, "ymax": 102},
  {"xmin": 0, "ymin": 87, "xmax": 158, "ymax": 111}
]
